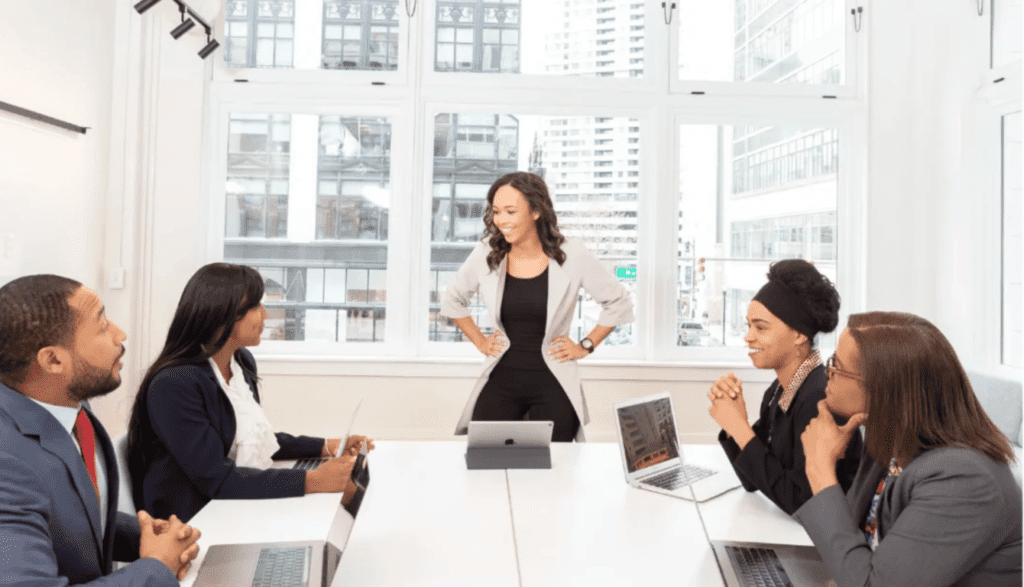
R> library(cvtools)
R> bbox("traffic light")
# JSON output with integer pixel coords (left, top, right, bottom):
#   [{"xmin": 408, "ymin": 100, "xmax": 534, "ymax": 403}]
[{"xmin": 697, "ymin": 257, "xmax": 705, "ymax": 275}]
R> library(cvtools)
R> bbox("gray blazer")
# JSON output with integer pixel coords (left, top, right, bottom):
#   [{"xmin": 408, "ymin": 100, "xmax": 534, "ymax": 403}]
[
  {"xmin": 441, "ymin": 237, "xmax": 634, "ymax": 442},
  {"xmin": 794, "ymin": 445, "xmax": 1023, "ymax": 587}
]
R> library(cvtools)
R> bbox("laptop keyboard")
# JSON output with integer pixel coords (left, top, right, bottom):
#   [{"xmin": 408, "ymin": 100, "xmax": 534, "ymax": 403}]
[
  {"xmin": 643, "ymin": 464, "xmax": 715, "ymax": 490},
  {"xmin": 252, "ymin": 546, "xmax": 311, "ymax": 587},
  {"xmin": 725, "ymin": 546, "xmax": 792, "ymax": 587},
  {"xmin": 292, "ymin": 457, "xmax": 326, "ymax": 471}
]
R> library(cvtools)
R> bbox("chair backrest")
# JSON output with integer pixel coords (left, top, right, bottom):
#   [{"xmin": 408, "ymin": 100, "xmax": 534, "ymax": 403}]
[
  {"xmin": 967, "ymin": 371, "xmax": 1023, "ymax": 486},
  {"xmin": 967, "ymin": 371, "xmax": 1022, "ymax": 446},
  {"xmin": 111, "ymin": 432, "xmax": 136, "ymax": 516}
]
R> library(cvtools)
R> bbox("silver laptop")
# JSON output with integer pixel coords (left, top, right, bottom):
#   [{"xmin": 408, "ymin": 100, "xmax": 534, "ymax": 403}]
[
  {"xmin": 193, "ymin": 501, "xmax": 357, "ymax": 587},
  {"xmin": 711, "ymin": 540, "xmax": 832, "ymax": 587},
  {"xmin": 277, "ymin": 398, "xmax": 364, "ymax": 471},
  {"xmin": 613, "ymin": 392, "xmax": 741, "ymax": 502},
  {"xmin": 467, "ymin": 420, "xmax": 554, "ymax": 449}
]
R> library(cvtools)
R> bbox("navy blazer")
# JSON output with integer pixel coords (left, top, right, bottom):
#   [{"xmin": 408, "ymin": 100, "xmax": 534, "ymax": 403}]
[
  {"xmin": 128, "ymin": 349, "xmax": 324, "ymax": 522},
  {"xmin": 0, "ymin": 382, "xmax": 176, "ymax": 587},
  {"xmin": 718, "ymin": 365, "xmax": 863, "ymax": 515}
]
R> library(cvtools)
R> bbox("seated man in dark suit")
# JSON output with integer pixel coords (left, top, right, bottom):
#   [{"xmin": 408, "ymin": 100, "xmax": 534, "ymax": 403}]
[{"xmin": 0, "ymin": 274, "xmax": 202, "ymax": 586}]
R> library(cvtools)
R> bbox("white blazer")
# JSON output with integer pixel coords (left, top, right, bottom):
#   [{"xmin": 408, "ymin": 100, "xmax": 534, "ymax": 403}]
[{"xmin": 440, "ymin": 237, "xmax": 635, "ymax": 442}]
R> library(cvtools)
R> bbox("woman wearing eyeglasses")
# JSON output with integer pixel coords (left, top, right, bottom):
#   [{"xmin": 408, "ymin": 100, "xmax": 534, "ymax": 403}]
[
  {"xmin": 796, "ymin": 312, "xmax": 1021, "ymax": 587},
  {"xmin": 707, "ymin": 259, "xmax": 862, "ymax": 515}
]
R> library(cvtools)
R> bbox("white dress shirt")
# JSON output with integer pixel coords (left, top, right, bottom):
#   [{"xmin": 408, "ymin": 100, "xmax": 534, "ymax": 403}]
[
  {"xmin": 29, "ymin": 397, "xmax": 108, "ymax": 533},
  {"xmin": 209, "ymin": 356, "xmax": 280, "ymax": 469}
]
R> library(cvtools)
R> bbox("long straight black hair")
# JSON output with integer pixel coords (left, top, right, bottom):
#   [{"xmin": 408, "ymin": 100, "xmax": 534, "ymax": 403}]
[{"xmin": 126, "ymin": 263, "xmax": 265, "ymax": 504}]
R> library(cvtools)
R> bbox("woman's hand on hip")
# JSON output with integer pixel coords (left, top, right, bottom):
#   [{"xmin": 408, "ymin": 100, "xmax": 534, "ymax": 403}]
[
  {"xmin": 548, "ymin": 336, "xmax": 589, "ymax": 363},
  {"xmin": 475, "ymin": 331, "xmax": 506, "ymax": 357}
]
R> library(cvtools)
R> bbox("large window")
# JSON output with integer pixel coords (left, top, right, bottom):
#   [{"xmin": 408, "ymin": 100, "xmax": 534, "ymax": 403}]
[
  {"xmin": 677, "ymin": 0, "xmax": 846, "ymax": 86},
  {"xmin": 209, "ymin": 0, "xmax": 863, "ymax": 358},
  {"xmin": 677, "ymin": 124, "xmax": 838, "ymax": 349},
  {"xmin": 224, "ymin": 113, "xmax": 393, "ymax": 343},
  {"xmin": 224, "ymin": 0, "xmax": 402, "ymax": 71},
  {"xmin": 433, "ymin": 0, "xmax": 646, "ymax": 77}
]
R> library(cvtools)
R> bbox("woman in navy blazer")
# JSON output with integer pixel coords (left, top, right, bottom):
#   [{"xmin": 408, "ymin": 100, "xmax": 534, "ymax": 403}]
[{"xmin": 127, "ymin": 263, "xmax": 371, "ymax": 523}]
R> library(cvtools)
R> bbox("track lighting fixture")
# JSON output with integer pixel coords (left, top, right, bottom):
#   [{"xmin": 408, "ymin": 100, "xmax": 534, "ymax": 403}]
[
  {"xmin": 170, "ymin": 18, "xmax": 195, "ymax": 38},
  {"xmin": 198, "ymin": 36, "xmax": 220, "ymax": 59},
  {"xmin": 136, "ymin": 0, "xmax": 220, "ymax": 60},
  {"xmin": 170, "ymin": 3, "xmax": 195, "ymax": 39},
  {"xmin": 133, "ymin": 0, "xmax": 163, "ymax": 14}
]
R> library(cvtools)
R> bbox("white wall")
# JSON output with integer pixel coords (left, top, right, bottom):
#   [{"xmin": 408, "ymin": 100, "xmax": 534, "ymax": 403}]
[
  {"xmin": 865, "ymin": 0, "xmax": 1014, "ymax": 376},
  {"xmin": 0, "ymin": 0, "xmax": 115, "ymax": 287},
  {"xmin": 0, "ymin": 0, "xmax": 121, "ymax": 425}
]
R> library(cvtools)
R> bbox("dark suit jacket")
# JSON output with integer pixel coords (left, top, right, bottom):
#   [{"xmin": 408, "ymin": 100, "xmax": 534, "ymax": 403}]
[
  {"xmin": 128, "ymin": 349, "xmax": 324, "ymax": 522},
  {"xmin": 0, "ymin": 382, "xmax": 176, "ymax": 587},
  {"xmin": 718, "ymin": 366, "xmax": 863, "ymax": 515},
  {"xmin": 795, "ymin": 446, "xmax": 1023, "ymax": 587}
]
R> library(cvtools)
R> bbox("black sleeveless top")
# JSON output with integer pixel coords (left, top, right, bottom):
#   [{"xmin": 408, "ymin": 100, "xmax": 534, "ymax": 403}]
[{"xmin": 497, "ymin": 267, "xmax": 549, "ymax": 371}]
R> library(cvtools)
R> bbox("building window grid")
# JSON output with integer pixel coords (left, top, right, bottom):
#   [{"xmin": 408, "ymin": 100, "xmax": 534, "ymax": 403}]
[
  {"xmin": 322, "ymin": 0, "xmax": 400, "ymax": 70},
  {"xmin": 226, "ymin": 114, "xmax": 291, "ymax": 239},
  {"xmin": 733, "ymin": 0, "xmax": 841, "ymax": 83},
  {"xmin": 729, "ymin": 211, "xmax": 836, "ymax": 261},
  {"xmin": 224, "ymin": 0, "xmax": 295, "ymax": 69},
  {"xmin": 732, "ymin": 128, "xmax": 838, "ymax": 194},
  {"xmin": 258, "ymin": 265, "xmax": 387, "ymax": 342},
  {"xmin": 316, "ymin": 116, "xmax": 392, "ymax": 241},
  {"xmin": 435, "ymin": 0, "xmax": 522, "ymax": 73}
]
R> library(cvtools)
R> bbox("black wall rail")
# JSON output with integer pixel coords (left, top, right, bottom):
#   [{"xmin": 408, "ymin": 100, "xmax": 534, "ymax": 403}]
[{"xmin": 0, "ymin": 101, "xmax": 89, "ymax": 134}]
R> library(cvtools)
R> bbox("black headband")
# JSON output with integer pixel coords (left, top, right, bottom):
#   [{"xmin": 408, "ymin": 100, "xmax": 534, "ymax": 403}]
[{"xmin": 752, "ymin": 280, "xmax": 818, "ymax": 340}]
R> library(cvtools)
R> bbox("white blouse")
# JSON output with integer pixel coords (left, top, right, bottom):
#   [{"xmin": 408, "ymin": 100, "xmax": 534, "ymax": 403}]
[{"xmin": 209, "ymin": 356, "xmax": 280, "ymax": 469}]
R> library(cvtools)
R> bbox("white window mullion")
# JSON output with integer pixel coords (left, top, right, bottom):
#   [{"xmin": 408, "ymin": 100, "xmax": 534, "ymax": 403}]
[
  {"xmin": 292, "ymin": 0, "xmax": 324, "ymax": 69},
  {"xmin": 287, "ymin": 114, "xmax": 319, "ymax": 243}
]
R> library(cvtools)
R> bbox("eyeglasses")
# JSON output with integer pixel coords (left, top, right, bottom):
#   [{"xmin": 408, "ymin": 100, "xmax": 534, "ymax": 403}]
[{"xmin": 826, "ymin": 354, "xmax": 862, "ymax": 381}]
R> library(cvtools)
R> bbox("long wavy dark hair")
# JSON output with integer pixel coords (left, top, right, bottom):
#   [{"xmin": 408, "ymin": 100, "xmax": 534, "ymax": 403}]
[
  {"xmin": 848, "ymin": 311, "xmax": 1014, "ymax": 467},
  {"xmin": 126, "ymin": 263, "xmax": 265, "ymax": 506},
  {"xmin": 483, "ymin": 172, "xmax": 566, "ymax": 271}
]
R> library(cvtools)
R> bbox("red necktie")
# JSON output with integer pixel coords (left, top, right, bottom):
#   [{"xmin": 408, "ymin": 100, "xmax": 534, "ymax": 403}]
[{"xmin": 72, "ymin": 409, "xmax": 101, "ymax": 506}]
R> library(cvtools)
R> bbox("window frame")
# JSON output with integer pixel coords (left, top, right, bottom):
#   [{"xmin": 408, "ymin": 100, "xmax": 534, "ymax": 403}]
[
  {"xmin": 975, "ymin": 61, "xmax": 1022, "ymax": 375},
  {"xmin": 668, "ymin": 0, "xmax": 863, "ymax": 98},
  {"xmin": 205, "ymin": 87, "xmax": 417, "ymax": 356},
  {"xmin": 212, "ymin": 0, "xmax": 414, "ymax": 87},
  {"xmin": 418, "ymin": 0, "xmax": 668, "ymax": 95},
  {"xmin": 202, "ymin": 0, "xmax": 869, "ymax": 365}
]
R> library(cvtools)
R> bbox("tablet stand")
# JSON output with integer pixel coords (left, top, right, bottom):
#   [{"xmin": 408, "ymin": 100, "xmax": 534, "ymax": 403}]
[{"xmin": 465, "ymin": 446, "xmax": 552, "ymax": 470}]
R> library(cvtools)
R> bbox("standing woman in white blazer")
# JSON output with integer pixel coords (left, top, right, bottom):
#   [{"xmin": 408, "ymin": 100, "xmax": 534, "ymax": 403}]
[{"xmin": 441, "ymin": 172, "xmax": 634, "ymax": 442}]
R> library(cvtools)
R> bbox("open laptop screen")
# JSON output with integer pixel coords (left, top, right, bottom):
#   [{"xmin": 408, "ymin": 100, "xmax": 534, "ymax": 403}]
[{"xmin": 615, "ymin": 397, "xmax": 681, "ymax": 474}]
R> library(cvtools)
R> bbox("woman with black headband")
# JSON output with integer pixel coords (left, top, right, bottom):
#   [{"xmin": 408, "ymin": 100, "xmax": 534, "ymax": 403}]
[{"xmin": 707, "ymin": 259, "xmax": 862, "ymax": 514}]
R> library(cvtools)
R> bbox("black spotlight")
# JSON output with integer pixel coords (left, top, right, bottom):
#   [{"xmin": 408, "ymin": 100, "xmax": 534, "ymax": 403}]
[
  {"xmin": 198, "ymin": 36, "xmax": 220, "ymax": 59},
  {"xmin": 170, "ymin": 18, "xmax": 195, "ymax": 39},
  {"xmin": 134, "ymin": 0, "xmax": 163, "ymax": 14}
]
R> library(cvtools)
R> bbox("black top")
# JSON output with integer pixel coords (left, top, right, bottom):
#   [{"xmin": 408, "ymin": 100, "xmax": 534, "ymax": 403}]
[
  {"xmin": 127, "ymin": 348, "xmax": 325, "ymax": 522},
  {"xmin": 718, "ymin": 365, "xmax": 863, "ymax": 515},
  {"xmin": 498, "ymin": 267, "xmax": 549, "ymax": 371}
]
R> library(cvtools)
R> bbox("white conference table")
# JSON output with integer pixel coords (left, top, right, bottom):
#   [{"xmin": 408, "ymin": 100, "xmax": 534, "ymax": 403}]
[
  {"xmin": 181, "ymin": 440, "xmax": 814, "ymax": 587},
  {"xmin": 506, "ymin": 442, "xmax": 725, "ymax": 587}
]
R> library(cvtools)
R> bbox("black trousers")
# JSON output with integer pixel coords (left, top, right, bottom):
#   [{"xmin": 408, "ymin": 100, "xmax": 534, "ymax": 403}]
[{"xmin": 472, "ymin": 364, "xmax": 580, "ymax": 442}]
